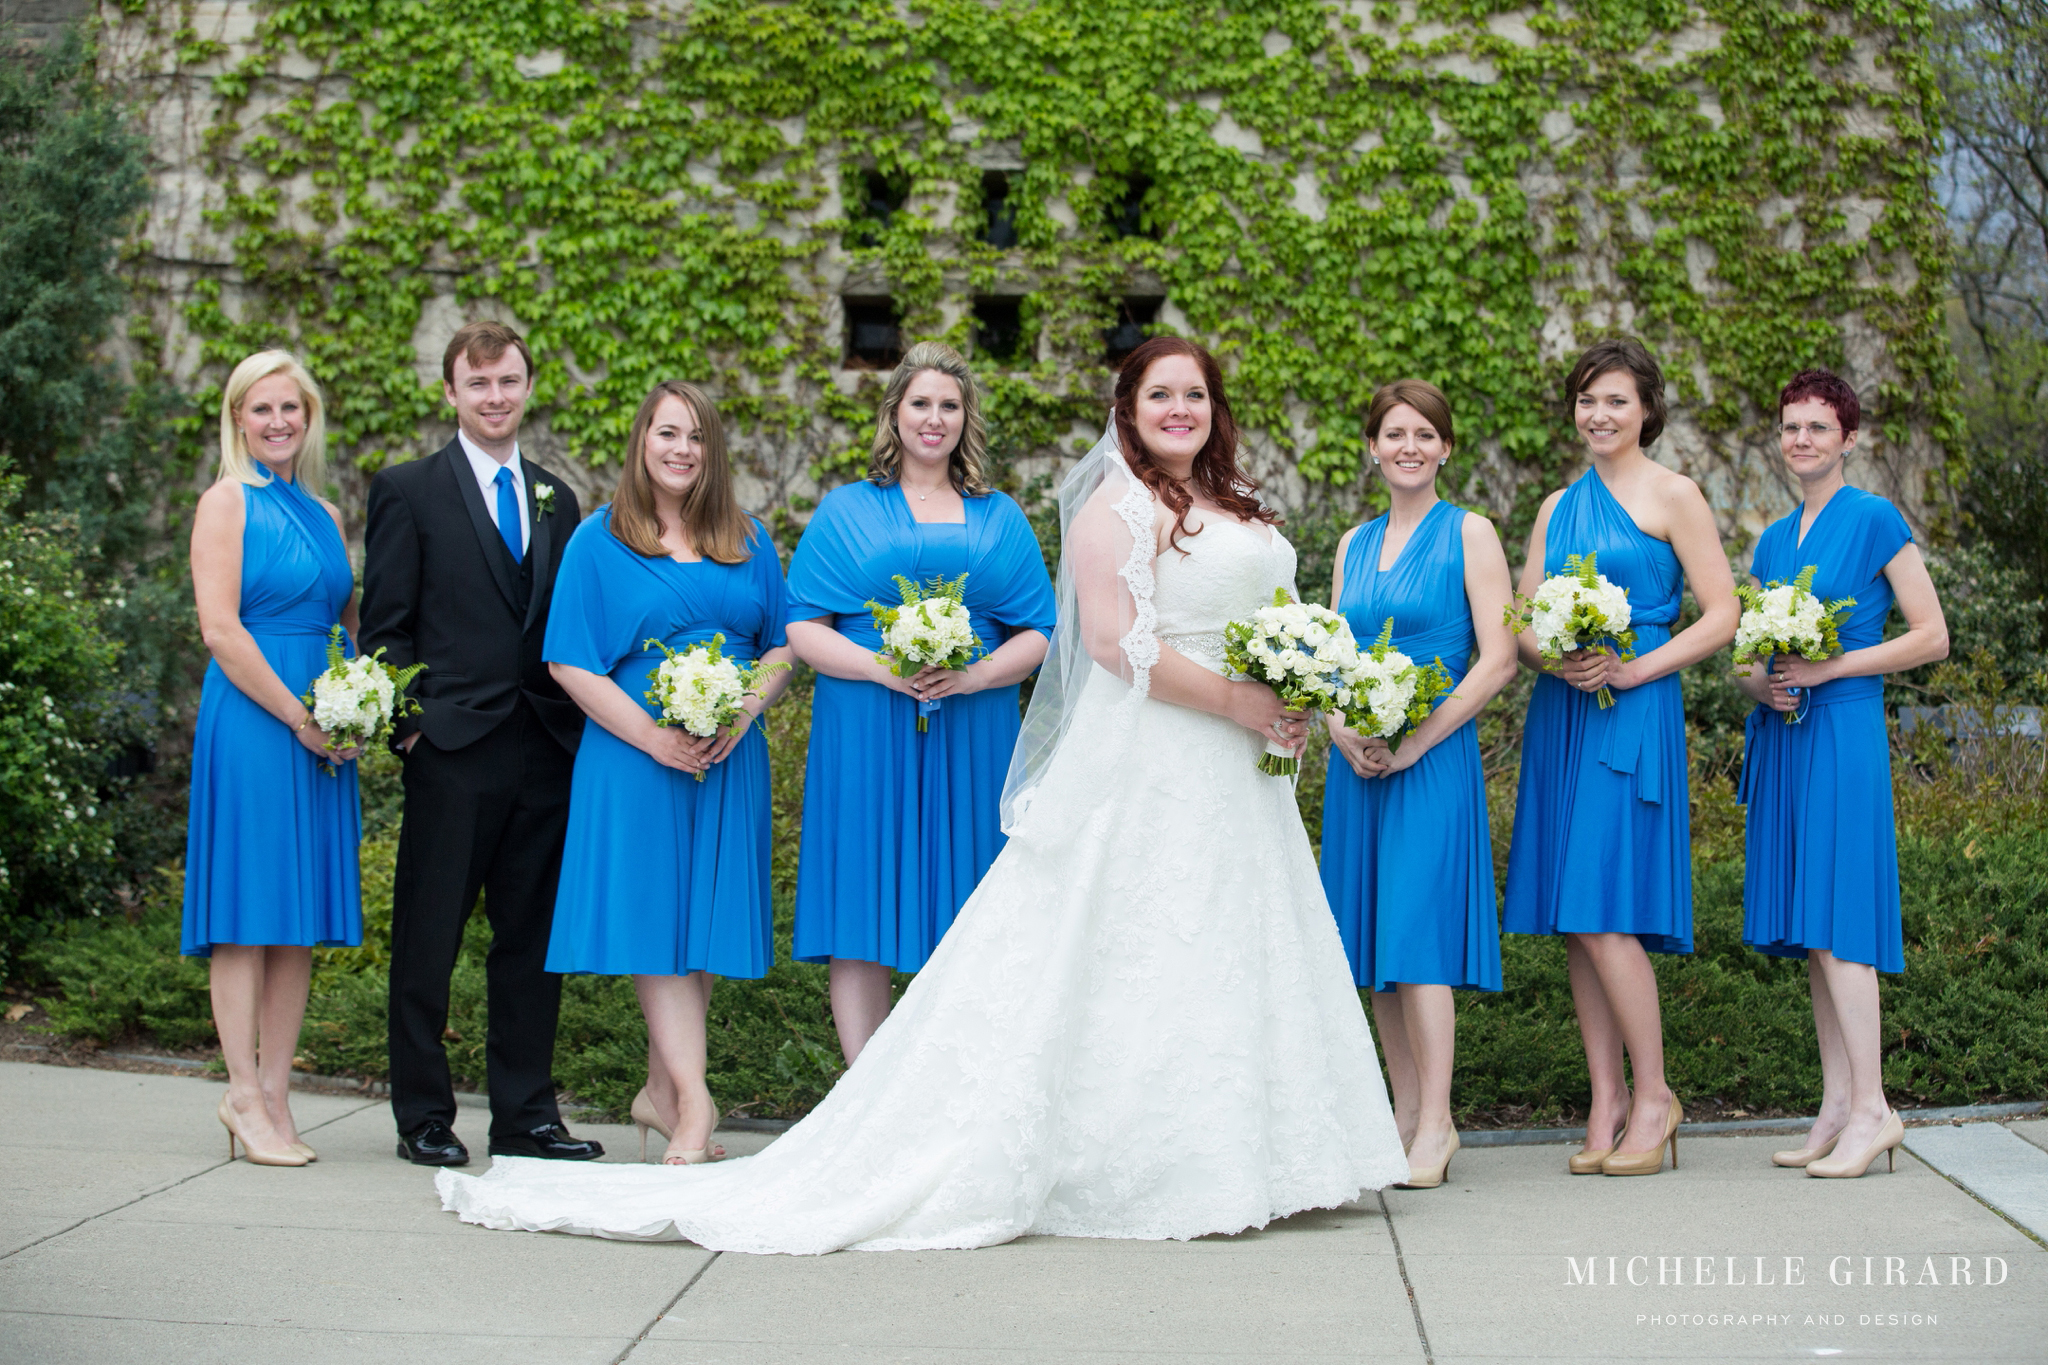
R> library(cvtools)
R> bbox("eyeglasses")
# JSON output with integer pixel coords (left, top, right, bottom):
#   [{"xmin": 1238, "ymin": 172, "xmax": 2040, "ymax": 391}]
[{"xmin": 1777, "ymin": 423, "xmax": 1839, "ymax": 439}]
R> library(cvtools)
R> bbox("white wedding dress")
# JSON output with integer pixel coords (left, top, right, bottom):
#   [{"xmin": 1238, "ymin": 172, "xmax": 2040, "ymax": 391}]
[{"xmin": 438, "ymin": 454, "xmax": 1408, "ymax": 1253}]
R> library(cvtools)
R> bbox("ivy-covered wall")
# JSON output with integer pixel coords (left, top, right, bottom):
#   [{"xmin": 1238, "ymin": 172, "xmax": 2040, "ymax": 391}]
[{"xmin": 102, "ymin": 0, "xmax": 1957, "ymax": 550}]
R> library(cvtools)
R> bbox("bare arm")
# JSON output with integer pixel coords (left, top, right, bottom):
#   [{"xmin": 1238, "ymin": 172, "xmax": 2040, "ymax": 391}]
[
  {"xmin": 191, "ymin": 482, "xmax": 356, "ymax": 760},
  {"xmin": 549, "ymin": 662, "xmax": 715, "ymax": 774},
  {"xmin": 786, "ymin": 618, "xmax": 916, "ymax": 695},
  {"xmin": 1511, "ymin": 490, "xmax": 1564, "ymax": 672}
]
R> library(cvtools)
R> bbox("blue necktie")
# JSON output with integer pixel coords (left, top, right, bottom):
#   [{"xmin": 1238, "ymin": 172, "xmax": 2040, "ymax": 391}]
[{"xmin": 493, "ymin": 466, "xmax": 524, "ymax": 565}]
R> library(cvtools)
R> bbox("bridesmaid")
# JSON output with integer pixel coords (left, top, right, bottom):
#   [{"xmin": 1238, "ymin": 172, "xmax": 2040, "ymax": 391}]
[
  {"xmin": 1319, "ymin": 380, "xmax": 1518, "ymax": 1190},
  {"xmin": 185, "ymin": 350, "xmax": 364, "ymax": 1167},
  {"xmin": 1736, "ymin": 368, "xmax": 1947, "ymax": 1179},
  {"xmin": 543, "ymin": 381, "xmax": 796, "ymax": 1164},
  {"xmin": 787, "ymin": 341, "xmax": 1056, "ymax": 1062},
  {"xmin": 1503, "ymin": 337, "xmax": 1738, "ymax": 1177}
]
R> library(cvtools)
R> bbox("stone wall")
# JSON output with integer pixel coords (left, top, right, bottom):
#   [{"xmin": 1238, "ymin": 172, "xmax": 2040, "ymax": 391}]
[{"xmin": 87, "ymin": 0, "xmax": 1953, "ymax": 559}]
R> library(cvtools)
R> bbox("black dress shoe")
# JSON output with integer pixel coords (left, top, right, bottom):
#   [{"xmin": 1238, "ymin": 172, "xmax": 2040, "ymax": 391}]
[
  {"xmin": 488, "ymin": 1123, "xmax": 605, "ymax": 1161},
  {"xmin": 396, "ymin": 1120, "xmax": 470, "ymax": 1166}
]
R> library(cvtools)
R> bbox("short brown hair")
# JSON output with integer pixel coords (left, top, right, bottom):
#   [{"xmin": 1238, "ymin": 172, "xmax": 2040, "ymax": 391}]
[
  {"xmin": 1365, "ymin": 379, "xmax": 1455, "ymax": 450},
  {"xmin": 1565, "ymin": 336, "xmax": 1667, "ymax": 447},
  {"xmin": 442, "ymin": 321, "xmax": 534, "ymax": 387},
  {"xmin": 609, "ymin": 381, "xmax": 754, "ymax": 565},
  {"xmin": 867, "ymin": 341, "xmax": 991, "ymax": 496}
]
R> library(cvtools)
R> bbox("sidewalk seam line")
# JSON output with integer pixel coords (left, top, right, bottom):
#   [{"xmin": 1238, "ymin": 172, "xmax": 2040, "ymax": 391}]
[
  {"xmin": 0, "ymin": 1097, "xmax": 381, "ymax": 1264},
  {"xmin": 612, "ymin": 1250, "xmax": 722, "ymax": 1364},
  {"xmin": 1377, "ymin": 1192, "xmax": 1435, "ymax": 1365}
]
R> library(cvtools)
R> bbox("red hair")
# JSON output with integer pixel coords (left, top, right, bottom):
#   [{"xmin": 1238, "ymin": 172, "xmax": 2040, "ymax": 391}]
[
  {"xmin": 1112, "ymin": 336, "xmax": 1276, "ymax": 552},
  {"xmin": 1778, "ymin": 367, "xmax": 1861, "ymax": 434}
]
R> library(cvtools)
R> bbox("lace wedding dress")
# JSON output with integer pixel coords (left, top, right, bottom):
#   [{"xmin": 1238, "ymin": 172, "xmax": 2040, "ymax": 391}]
[{"xmin": 438, "ymin": 448, "xmax": 1409, "ymax": 1253}]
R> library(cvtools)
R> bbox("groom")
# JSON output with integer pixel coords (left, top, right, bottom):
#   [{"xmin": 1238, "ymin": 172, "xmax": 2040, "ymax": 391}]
[{"xmin": 360, "ymin": 321, "xmax": 601, "ymax": 1166}]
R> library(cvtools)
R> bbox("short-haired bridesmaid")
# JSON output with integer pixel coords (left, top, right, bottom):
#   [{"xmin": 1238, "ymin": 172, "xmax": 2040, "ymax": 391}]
[
  {"xmin": 786, "ymin": 342, "xmax": 1056, "ymax": 1063},
  {"xmin": 542, "ymin": 381, "xmax": 796, "ymax": 1164},
  {"xmin": 185, "ymin": 350, "xmax": 364, "ymax": 1166},
  {"xmin": 1736, "ymin": 368, "xmax": 1947, "ymax": 1179},
  {"xmin": 1503, "ymin": 337, "xmax": 1738, "ymax": 1177},
  {"xmin": 1319, "ymin": 380, "xmax": 1519, "ymax": 1190}
]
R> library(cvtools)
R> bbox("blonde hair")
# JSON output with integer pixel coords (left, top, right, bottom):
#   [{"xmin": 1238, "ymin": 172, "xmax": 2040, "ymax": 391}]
[
  {"xmin": 609, "ymin": 381, "xmax": 753, "ymax": 565},
  {"xmin": 216, "ymin": 350, "xmax": 329, "ymax": 492},
  {"xmin": 866, "ymin": 341, "xmax": 991, "ymax": 495}
]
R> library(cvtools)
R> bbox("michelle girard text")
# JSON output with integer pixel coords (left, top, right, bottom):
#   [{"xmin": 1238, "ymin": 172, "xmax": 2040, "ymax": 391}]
[{"xmin": 1565, "ymin": 1255, "xmax": 2011, "ymax": 1287}]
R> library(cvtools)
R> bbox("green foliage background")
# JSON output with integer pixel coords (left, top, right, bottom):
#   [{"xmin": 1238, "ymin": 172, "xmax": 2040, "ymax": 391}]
[{"xmin": 121, "ymin": 0, "xmax": 1956, "ymax": 518}]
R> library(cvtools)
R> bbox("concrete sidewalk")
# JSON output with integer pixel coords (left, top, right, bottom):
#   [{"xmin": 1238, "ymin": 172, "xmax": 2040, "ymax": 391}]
[{"xmin": 0, "ymin": 1062, "xmax": 2040, "ymax": 1364}]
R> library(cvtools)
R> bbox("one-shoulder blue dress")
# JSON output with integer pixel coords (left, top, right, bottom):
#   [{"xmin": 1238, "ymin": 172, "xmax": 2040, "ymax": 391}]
[
  {"xmin": 542, "ymin": 509, "xmax": 789, "ymax": 979},
  {"xmin": 1504, "ymin": 470, "xmax": 1692, "ymax": 954},
  {"xmin": 1738, "ymin": 487, "xmax": 1913, "ymax": 973},
  {"xmin": 1320, "ymin": 500, "xmax": 1502, "ymax": 994},
  {"xmin": 182, "ymin": 477, "xmax": 363, "ymax": 957},
  {"xmin": 788, "ymin": 481, "xmax": 1056, "ymax": 971}
]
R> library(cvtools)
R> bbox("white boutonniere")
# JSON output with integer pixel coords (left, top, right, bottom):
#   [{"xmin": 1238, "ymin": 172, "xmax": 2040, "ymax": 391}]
[{"xmin": 533, "ymin": 483, "xmax": 557, "ymax": 517}]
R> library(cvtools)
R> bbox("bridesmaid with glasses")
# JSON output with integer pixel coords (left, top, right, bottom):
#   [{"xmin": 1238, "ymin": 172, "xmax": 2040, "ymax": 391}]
[
  {"xmin": 1503, "ymin": 337, "xmax": 1738, "ymax": 1177},
  {"xmin": 1319, "ymin": 380, "xmax": 1518, "ymax": 1191},
  {"xmin": 1736, "ymin": 368, "xmax": 1947, "ymax": 1179}
]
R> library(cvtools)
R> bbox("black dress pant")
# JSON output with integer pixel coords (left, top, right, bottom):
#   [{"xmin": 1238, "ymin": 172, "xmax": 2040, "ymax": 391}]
[{"xmin": 388, "ymin": 701, "xmax": 575, "ymax": 1137}]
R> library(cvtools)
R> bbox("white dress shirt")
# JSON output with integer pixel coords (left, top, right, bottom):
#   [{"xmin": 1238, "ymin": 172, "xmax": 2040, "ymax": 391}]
[{"xmin": 458, "ymin": 430, "xmax": 529, "ymax": 555}]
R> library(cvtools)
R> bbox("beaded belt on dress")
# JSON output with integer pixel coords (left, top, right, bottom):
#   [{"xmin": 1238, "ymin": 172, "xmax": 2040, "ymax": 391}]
[{"xmin": 1160, "ymin": 630, "xmax": 1227, "ymax": 663}]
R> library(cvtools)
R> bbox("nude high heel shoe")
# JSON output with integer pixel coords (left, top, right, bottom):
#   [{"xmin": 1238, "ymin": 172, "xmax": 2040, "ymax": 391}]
[
  {"xmin": 1771, "ymin": 1132, "xmax": 1840, "ymax": 1168},
  {"xmin": 1806, "ymin": 1112, "xmax": 1903, "ymax": 1179},
  {"xmin": 1601, "ymin": 1097, "xmax": 1683, "ymax": 1177},
  {"xmin": 630, "ymin": 1088, "xmax": 673, "ymax": 1163},
  {"xmin": 1568, "ymin": 1146, "xmax": 1614, "ymax": 1175},
  {"xmin": 1398, "ymin": 1131, "xmax": 1460, "ymax": 1189},
  {"xmin": 218, "ymin": 1095, "xmax": 308, "ymax": 1167}
]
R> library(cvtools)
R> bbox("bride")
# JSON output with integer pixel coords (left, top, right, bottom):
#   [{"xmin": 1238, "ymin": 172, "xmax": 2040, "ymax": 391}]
[{"xmin": 438, "ymin": 337, "xmax": 1410, "ymax": 1252}]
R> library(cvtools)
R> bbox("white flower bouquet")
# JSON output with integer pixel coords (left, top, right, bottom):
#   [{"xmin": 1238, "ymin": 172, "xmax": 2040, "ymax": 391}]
[
  {"xmin": 642, "ymin": 633, "xmax": 790, "ymax": 780},
  {"xmin": 1504, "ymin": 551, "xmax": 1638, "ymax": 709},
  {"xmin": 867, "ymin": 573, "xmax": 984, "ymax": 732},
  {"xmin": 301, "ymin": 625, "xmax": 425, "ymax": 774},
  {"xmin": 1340, "ymin": 618, "xmax": 1456, "ymax": 752},
  {"xmin": 1222, "ymin": 587, "xmax": 1361, "ymax": 776},
  {"xmin": 1733, "ymin": 564, "xmax": 1856, "ymax": 725}
]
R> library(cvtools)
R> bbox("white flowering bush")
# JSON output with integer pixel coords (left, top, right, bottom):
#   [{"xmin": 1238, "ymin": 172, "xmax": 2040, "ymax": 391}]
[
  {"xmin": 1504, "ymin": 552, "xmax": 1638, "ymax": 708},
  {"xmin": 1223, "ymin": 587, "xmax": 1362, "ymax": 774},
  {"xmin": 643, "ymin": 634, "xmax": 789, "ymax": 778},
  {"xmin": 303, "ymin": 626, "xmax": 424, "ymax": 771},
  {"xmin": 1340, "ymin": 618, "xmax": 1455, "ymax": 747},
  {"xmin": 0, "ymin": 497, "xmax": 124, "ymax": 972},
  {"xmin": 867, "ymin": 573, "xmax": 983, "ymax": 731},
  {"xmin": 1733, "ymin": 564, "xmax": 1856, "ymax": 724}
]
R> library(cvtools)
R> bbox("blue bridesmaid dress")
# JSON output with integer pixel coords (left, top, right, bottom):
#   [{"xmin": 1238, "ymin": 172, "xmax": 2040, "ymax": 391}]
[
  {"xmin": 1503, "ymin": 470, "xmax": 1692, "ymax": 953},
  {"xmin": 787, "ymin": 481, "xmax": 1056, "ymax": 971},
  {"xmin": 182, "ymin": 476, "xmax": 363, "ymax": 956},
  {"xmin": 542, "ymin": 509, "xmax": 788, "ymax": 979},
  {"xmin": 1738, "ymin": 488, "xmax": 1913, "ymax": 973},
  {"xmin": 1320, "ymin": 500, "xmax": 1502, "ymax": 993}
]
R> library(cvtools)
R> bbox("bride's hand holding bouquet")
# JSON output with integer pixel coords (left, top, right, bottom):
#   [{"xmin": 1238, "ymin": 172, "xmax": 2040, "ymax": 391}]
[{"xmin": 1222, "ymin": 588, "xmax": 1360, "ymax": 776}]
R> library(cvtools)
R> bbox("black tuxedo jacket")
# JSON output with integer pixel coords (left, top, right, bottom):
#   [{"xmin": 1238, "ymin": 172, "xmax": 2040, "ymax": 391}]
[{"xmin": 360, "ymin": 440, "xmax": 584, "ymax": 754}]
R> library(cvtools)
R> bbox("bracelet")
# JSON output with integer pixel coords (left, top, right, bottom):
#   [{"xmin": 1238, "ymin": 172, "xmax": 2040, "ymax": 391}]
[{"xmin": 294, "ymin": 712, "xmax": 314, "ymax": 733}]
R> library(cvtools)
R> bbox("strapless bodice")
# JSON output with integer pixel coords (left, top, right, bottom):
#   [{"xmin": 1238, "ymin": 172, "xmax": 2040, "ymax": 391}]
[{"xmin": 1154, "ymin": 519, "xmax": 1297, "ymax": 671}]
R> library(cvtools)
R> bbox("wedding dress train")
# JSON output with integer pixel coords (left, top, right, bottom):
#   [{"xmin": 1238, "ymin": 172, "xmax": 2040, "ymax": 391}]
[{"xmin": 437, "ymin": 464, "xmax": 1409, "ymax": 1253}]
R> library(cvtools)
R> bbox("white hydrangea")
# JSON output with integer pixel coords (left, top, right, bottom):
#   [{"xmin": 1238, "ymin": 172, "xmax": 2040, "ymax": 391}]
[
  {"xmin": 883, "ymin": 596, "xmax": 978, "ymax": 666},
  {"xmin": 1229, "ymin": 597, "xmax": 1359, "ymax": 707},
  {"xmin": 648, "ymin": 647, "xmax": 749, "ymax": 737},
  {"xmin": 1527, "ymin": 570, "xmax": 1633, "ymax": 659},
  {"xmin": 1344, "ymin": 646, "xmax": 1422, "ymax": 739},
  {"xmin": 1734, "ymin": 583, "xmax": 1829, "ymax": 660},
  {"xmin": 310, "ymin": 655, "xmax": 400, "ymax": 738}
]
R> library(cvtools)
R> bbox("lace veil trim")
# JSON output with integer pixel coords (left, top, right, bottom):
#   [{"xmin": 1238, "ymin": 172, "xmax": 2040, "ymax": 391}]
[{"xmin": 1109, "ymin": 459, "xmax": 1158, "ymax": 702}]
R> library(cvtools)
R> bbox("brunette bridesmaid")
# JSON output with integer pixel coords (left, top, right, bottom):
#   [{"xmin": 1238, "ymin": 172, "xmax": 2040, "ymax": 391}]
[
  {"xmin": 1320, "ymin": 380, "xmax": 1518, "ymax": 1191},
  {"xmin": 785, "ymin": 342, "xmax": 1056, "ymax": 1062},
  {"xmin": 1736, "ymin": 368, "xmax": 1947, "ymax": 1179},
  {"xmin": 1503, "ymin": 337, "xmax": 1738, "ymax": 1177},
  {"xmin": 185, "ymin": 351, "xmax": 364, "ymax": 1167},
  {"xmin": 542, "ymin": 381, "xmax": 797, "ymax": 1164}
]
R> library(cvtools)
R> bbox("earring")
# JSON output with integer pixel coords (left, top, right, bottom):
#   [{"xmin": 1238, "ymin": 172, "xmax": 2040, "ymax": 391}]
[
  {"xmin": 1439, "ymin": 459, "xmax": 1449, "ymax": 467},
  {"xmin": 1371, "ymin": 456, "xmax": 1380, "ymax": 466}
]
